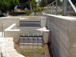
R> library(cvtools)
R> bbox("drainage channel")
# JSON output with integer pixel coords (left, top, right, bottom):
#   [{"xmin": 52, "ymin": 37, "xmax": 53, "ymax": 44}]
[
  {"xmin": 20, "ymin": 34, "xmax": 43, "ymax": 45},
  {"xmin": 20, "ymin": 21, "xmax": 41, "ymax": 27},
  {"xmin": 18, "ymin": 34, "xmax": 51, "ymax": 57}
]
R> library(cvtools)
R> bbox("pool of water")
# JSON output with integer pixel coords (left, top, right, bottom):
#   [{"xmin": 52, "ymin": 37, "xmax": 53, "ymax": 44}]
[{"xmin": 14, "ymin": 44, "xmax": 50, "ymax": 57}]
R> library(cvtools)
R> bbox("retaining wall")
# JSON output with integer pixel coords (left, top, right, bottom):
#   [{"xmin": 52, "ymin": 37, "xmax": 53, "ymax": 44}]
[
  {"xmin": 0, "ymin": 16, "xmax": 46, "ymax": 43},
  {"xmin": 4, "ymin": 31, "xmax": 19, "ymax": 42},
  {"xmin": 0, "ymin": 42, "xmax": 1, "ymax": 57},
  {"xmin": 44, "ymin": 13, "xmax": 76, "ymax": 57},
  {"xmin": 0, "ymin": 17, "xmax": 19, "ymax": 30},
  {"xmin": 0, "ymin": 17, "xmax": 20, "ymax": 42}
]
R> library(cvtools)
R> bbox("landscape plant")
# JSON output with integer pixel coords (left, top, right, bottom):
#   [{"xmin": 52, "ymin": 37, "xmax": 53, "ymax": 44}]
[{"xmin": 0, "ymin": 0, "xmax": 19, "ymax": 13}]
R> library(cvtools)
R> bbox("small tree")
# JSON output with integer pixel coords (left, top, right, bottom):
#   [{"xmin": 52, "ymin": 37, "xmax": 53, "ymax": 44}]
[
  {"xmin": 39, "ymin": 0, "xmax": 62, "ymax": 7},
  {"xmin": 0, "ymin": 0, "xmax": 19, "ymax": 13},
  {"xmin": 40, "ymin": 0, "xmax": 47, "ymax": 7},
  {"xmin": 29, "ymin": 0, "xmax": 32, "ymax": 11},
  {"xmin": 47, "ymin": 0, "xmax": 62, "ymax": 6},
  {"xmin": 0, "ymin": 0, "xmax": 10, "ymax": 12},
  {"xmin": 9, "ymin": 0, "xmax": 20, "ymax": 12},
  {"xmin": 19, "ymin": 0, "xmax": 37, "ymax": 11},
  {"xmin": 31, "ymin": 0, "xmax": 37, "ymax": 9}
]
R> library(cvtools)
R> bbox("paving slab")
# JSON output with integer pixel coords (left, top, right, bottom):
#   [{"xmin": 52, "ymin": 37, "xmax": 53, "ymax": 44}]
[{"xmin": 0, "ymin": 38, "xmax": 24, "ymax": 57}]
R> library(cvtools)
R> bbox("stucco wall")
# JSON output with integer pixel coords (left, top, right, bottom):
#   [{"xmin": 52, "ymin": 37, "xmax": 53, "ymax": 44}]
[{"xmin": 44, "ymin": 13, "xmax": 76, "ymax": 57}]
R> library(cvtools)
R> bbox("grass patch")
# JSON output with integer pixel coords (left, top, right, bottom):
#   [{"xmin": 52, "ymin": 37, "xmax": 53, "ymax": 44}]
[{"xmin": 10, "ymin": 10, "xmax": 31, "ymax": 16}]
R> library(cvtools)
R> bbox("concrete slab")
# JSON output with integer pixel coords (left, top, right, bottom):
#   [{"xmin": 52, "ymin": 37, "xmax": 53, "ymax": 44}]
[{"xmin": 0, "ymin": 38, "xmax": 24, "ymax": 57}]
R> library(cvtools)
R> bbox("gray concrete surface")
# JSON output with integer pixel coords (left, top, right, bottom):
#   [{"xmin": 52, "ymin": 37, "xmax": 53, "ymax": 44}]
[
  {"xmin": 0, "ymin": 17, "xmax": 19, "ymax": 30},
  {"xmin": 4, "ymin": 31, "xmax": 19, "ymax": 42},
  {"xmin": 0, "ymin": 42, "xmax": 1, "ymax": 57},
  {"xmin": 0, "ymin": 38, "xmax": 24, "ymax": 57},
  {"xmin": 0, "ymin": 16, "xmax": 46, "ymax": 43},
  {"xmin": 20, "ymin": 27, "xmax": 42, "ymax": 35},
  {"xmin": 44, "ymin": 13, "xmax": 76, "ymax": 57},
  {"xmin": 41, "ymin": 17, "xmax": 46, "ymax": 27}
]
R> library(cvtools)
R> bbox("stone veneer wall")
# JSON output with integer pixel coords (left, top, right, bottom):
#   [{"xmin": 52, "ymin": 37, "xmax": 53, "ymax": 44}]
[{"xmin": 44, "ymin": 13, "xmax": 76, "ymax": 57}]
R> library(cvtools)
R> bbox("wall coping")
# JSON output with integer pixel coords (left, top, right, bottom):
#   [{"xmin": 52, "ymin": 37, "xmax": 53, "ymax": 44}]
[
  {"xmin": 43, "ymin": 13, "xmax": 76, "ymax": 21},
  {"xmin": 4, "ymin": 23, "xmax": 20, "ymax": 31}
]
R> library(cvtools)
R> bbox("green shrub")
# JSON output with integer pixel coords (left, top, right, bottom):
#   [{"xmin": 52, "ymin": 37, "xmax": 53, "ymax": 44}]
[
  {"xmin": 44, "ymin": 8, "xmax": 46, "ymax": 10},
  {"xmin": 33, "ymin": 9, "xmax": 38, "ymax": 13},
  {"xmin": 25, "ymin": 10, "xmax": 31, "ymax": 15},
  {"xmin": 0, "ymin": 14, "xmax": 4, "ymax": 17},
  {"xmin": 41, "ymin": 8, "xmax": 44, "ymax": 11},
  {"xmin": 33, "ymin": 7, "xmax": 45, "ymax": 12},
  {"xmin": 38, "ymin": 8, "xmax": 41, "ymax": 11}
]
